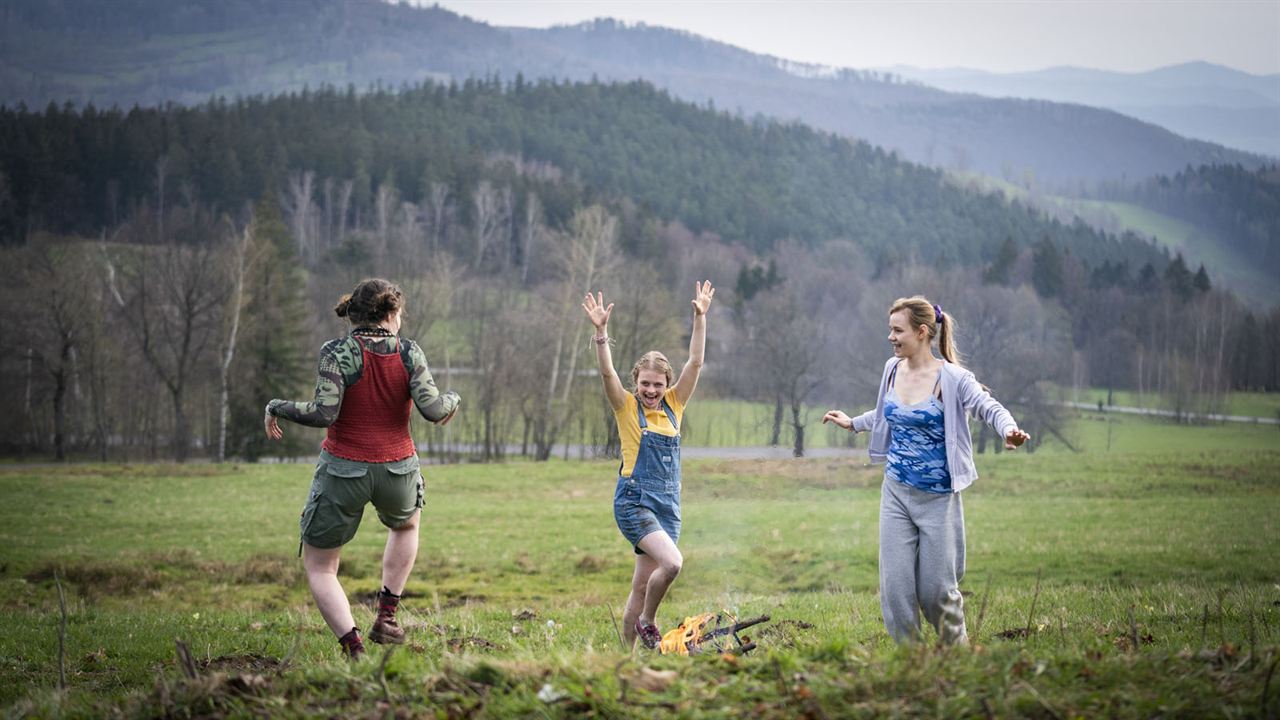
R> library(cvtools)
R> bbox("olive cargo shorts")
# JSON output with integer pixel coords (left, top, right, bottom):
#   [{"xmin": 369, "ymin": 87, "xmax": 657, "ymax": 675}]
[{"xmin": 299, "ymin": 450, "xmax": 424, "ymax": 551}]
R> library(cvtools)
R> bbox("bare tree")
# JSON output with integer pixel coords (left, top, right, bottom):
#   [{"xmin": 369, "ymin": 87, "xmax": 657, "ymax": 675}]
[
  {"xmin": 216, "ymin": 219, "xmax": 254, "ymax": 462},
  {"xmin": 283, "ymin": 170, "xmax": 318, "ymax": 263},
  {"xmin": 531, "ymin": 205, "xmax": 621, "ymax": 460},
  {"xmin": 519, "ymin": 191, "xmax": 542, "ymax": 285},
  {"xmin": 15, "ymin": 237, "xmax": 96, "ymax": 460},
  {"xmin": 740, "ymin": 283, "xmax": 829, "ymax": 457},
  {"xmin": 427, "ymin": 181, "xmax": 450, "ymax": 255},
  {"xmin": 373, "ymin": 181, "xmax": 398, "ymax": 263},
  {"xmin": 471, "ymin": 181, "xmax": 512, "ymax": 271},
  {"xmin": 104, "ymin": 207, "xmax": 230, "ymax": 461}
]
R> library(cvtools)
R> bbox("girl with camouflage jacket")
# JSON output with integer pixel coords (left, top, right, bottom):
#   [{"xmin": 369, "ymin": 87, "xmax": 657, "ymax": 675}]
[{"xmin": 265, "ymin": 278, "xmax": 459, "ymax": 659}]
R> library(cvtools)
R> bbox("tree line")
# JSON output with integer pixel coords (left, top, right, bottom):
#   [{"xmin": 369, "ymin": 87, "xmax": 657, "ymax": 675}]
[
  {"xmin": 2, "ymin": 78, "xmax": 1276, "ymax": 462},
  {"xmin": 0, "ymin": 78, "xmax": 1168, "ymax": 268}
]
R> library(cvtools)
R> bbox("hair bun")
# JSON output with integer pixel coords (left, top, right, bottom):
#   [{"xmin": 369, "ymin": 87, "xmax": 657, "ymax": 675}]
[
  {"xmin": 333, "ymin": 294, "xmax": 353, "ymax": 318},
  {"xmin": 375, "ymin": 291, "xmax": 397, "ymax": 315}
]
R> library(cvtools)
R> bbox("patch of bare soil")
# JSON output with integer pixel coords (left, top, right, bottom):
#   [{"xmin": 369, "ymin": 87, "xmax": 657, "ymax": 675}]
[
  {"xmin": 197, "ymin": 653, "xmax": 284, "ymax": 674},
  {"xmin": 446, "ymin": 636, "xmax": 501, "ymax": 652}
]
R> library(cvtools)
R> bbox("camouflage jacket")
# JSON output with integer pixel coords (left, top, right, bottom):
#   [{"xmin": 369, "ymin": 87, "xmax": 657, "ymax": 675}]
[{"xmin": 267, "ymin": 330, "xmax": 460, "ymax": 427}]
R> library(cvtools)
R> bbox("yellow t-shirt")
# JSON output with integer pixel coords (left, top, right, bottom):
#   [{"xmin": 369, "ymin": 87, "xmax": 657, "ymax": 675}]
[{"xmin": 615, "ymin": 389, "xmax": 686, "ymax": 477}]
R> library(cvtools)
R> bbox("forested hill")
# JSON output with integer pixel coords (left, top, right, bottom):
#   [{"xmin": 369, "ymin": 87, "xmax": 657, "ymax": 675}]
[
  {"xmin": 0, "ymin": 0, "xmax": 1264, "ymax": 188},
  {"xmin": 0, "ymin": 78, "xmax": 1165, "ymax": 270},
  {"xmin": 1096, "ymin": 164, "xmax": 1280, "ymax": 279}
]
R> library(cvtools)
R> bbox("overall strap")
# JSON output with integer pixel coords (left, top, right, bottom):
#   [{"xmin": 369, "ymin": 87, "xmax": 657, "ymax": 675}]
[{"xmin": 660, "ymin": 399, "xmax": 679, "ymax": 432}]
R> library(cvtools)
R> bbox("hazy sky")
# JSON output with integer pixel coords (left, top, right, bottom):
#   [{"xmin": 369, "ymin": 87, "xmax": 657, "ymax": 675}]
[{"xmin": 431, "ymin": 1, "xmax": 1280, "ymax": 76}]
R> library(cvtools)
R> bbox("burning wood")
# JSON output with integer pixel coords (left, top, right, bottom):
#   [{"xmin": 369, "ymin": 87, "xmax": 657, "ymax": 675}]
[{"xmin": 659, "ymin": 613, "xmax": 770, "ymax": 656}]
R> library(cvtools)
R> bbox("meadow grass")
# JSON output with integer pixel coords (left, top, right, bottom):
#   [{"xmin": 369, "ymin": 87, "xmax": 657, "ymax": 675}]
[
  {"xmin": 1, "ymin": 415, "xmax": 1278, "ymax": 718},
  {"xmin": 1072, "ymin": 386, "xmax": 1280, "ymax": 420}
]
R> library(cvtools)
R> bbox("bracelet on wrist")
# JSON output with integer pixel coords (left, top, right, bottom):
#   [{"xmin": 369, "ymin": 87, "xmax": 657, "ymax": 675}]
[{"xmin": 592, "ymin": 334, "xmax": 609, "ymax": 345}]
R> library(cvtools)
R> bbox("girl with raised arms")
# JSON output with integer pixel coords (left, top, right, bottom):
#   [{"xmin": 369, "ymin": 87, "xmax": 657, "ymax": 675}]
[
  {"xmin": 822, "ymin": 296, "xmax": 1030, "ymax": 644},
  {"xmin": 582, "ymin": 281, "xmax": 715, "ymax": 649}
]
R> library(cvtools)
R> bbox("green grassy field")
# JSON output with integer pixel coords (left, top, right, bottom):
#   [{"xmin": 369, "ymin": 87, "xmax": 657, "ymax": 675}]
[
  {"xmin": 2, "ymin": 414, "xmax": 1278, "ymax": 718},
  {"xmin": 1073, "ymin": 387, "xmax": 1280, "ymax": 420}
]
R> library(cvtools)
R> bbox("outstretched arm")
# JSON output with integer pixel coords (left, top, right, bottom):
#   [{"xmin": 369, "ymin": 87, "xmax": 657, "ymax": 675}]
[
  {"xmin": 671, "ymin": 280, "xmax": 714, "ymax": 406},
  {"xmin": 957, "ymin": 371, "xmax": 1030, "ymax": 450},
  {"xmin": 264, "ymin": 342, "xmax": 346, "ymax": 439},
  {"xmin": 821, "ymin": 408, "xmax": 875, "ymax": 432},
  {"xmin": 406, "ymin": 341, "xmax": 461, "ymax": 425},
  {"xmin": 583, "ymin": 291, "xmax": 629, "ymax": 411}
]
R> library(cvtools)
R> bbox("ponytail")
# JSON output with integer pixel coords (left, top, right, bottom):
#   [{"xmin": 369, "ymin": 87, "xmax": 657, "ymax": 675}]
[{"xmin": 936, "ymin": 310, "xmax": 960, "ymax": 364}]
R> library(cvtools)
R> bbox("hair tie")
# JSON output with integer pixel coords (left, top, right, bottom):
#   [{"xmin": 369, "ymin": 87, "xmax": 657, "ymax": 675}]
[{"xmin": 933, "ymin": 304, "xmax": 943, "ymax": 324}]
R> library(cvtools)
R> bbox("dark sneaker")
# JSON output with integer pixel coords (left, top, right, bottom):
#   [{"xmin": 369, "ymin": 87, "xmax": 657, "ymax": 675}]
[
  {"xmin": 339, "ymin": 627, "xmax": 366, "ymax": 660},
  {"xmin": 369, "ymin": 589, "xmax": 406, "ymax": 645},
  {"xmin": 635, "ymin": 620, "xmax": 661, "ymax": 650}
]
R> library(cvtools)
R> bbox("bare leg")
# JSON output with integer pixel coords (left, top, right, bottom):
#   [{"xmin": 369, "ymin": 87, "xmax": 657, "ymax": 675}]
[
  {"xmin": 621, "ymin": 554, "xmax": 658, "ymax": 646},
  {"xmin": 635, "ymin": 531, "xmax": 683, "ymax": 627},
  {"xmin": 381, "ymin": 509, "xmax": 420, "ymax": 595},
  {"xmin": 302, "ymin": 543, "xmax": 355, "ymax": 637}
]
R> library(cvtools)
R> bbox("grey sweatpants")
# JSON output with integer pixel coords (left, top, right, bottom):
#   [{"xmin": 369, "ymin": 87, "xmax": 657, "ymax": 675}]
[{"xmin": 878, "ymin": 477, "xmax": 968, "ymax": 644}]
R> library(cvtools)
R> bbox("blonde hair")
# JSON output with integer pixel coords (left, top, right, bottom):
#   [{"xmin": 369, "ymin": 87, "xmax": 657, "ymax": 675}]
[
  {"xmin": 630, "ymin": 351, "xmax": 675, "ymax": 393},
  {"xmin": 889, "ymin": 296, "xmax": 961, "ymax": 364}
]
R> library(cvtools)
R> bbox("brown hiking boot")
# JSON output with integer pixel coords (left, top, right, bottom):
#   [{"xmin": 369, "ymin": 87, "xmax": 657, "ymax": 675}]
[
  {"xmin": 369, "ymin": 588, "xmax": 406, "ymax": 645},
  {"xmin": 339, "ymin": 627, "xmax": 366, "ymax": 660}
]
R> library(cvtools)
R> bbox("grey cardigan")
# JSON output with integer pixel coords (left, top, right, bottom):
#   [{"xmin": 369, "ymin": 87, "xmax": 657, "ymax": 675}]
[{"xmin": 850, "ymin": 357, "xmax": 1019, "ymax": 492}]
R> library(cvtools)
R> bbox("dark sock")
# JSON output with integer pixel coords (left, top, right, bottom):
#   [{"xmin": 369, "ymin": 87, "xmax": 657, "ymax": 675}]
[{"xmin": 381, "ymin": 586, "xmax": 400, "ymax": 599}]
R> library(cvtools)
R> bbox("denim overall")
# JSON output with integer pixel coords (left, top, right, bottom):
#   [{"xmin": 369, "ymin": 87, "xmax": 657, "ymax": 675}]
[{"xmin": 613, "ymin": 398, "xmax": 682, "ymax": 554}]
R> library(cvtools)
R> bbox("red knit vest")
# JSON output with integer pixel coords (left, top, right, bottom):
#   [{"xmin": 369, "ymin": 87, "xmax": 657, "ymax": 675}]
[{"xmin": 322, "ymin": 336, "xmax": 415, "ymax": 462}]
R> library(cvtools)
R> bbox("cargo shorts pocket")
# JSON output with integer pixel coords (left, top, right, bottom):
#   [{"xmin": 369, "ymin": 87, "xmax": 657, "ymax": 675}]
[
  {"xmin": 374, "ymin": 459, "xmax": 423, "ymax": 529},
  {"xmin": 299, "ymin": 490, "xmax": 353, "ymax": 551}
]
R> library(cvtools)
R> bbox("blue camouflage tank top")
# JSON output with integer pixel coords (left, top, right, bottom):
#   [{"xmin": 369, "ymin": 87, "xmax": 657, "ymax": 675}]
[{"xmin": 883, "ymin": 383, "xmax": 952, "ymax": 494}]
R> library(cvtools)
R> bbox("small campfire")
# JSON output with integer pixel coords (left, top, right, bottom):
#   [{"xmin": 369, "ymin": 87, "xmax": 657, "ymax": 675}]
[{"xmin": 659, "ymin": 613, "xmax": 770, "ymax": 656}]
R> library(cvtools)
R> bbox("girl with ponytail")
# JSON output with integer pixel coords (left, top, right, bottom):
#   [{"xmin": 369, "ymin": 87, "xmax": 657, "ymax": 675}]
[{"xmin": 822, "ymin": 296, "xmax": 1029, "ymax": 645}]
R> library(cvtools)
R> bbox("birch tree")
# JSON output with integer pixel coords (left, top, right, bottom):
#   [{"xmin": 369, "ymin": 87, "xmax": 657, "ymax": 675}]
[
  {"xmin": 216, "ymin": 219, "xmax": 253, "ymax": 462},
  {"xmin": 532, "ymin": 205, "xmax": 620, "ymax": 460},
  {"xmin": 471, "ymin": 181, "xmax": 512, "ymax": 271}
]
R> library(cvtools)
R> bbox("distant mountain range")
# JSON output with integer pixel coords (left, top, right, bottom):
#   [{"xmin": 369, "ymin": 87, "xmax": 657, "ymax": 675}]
[
  {"xmin": 888, "ymin": 62, "xmax": 1280, "ymax": 158},
  {"xmin": 0, "ymin": 0, "xmax": 1267, "ymax": 190}
]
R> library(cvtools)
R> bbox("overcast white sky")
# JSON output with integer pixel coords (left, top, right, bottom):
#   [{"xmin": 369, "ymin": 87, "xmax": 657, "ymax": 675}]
[{"xmin": 431, "ymin": 0, "xmax": 1280, "ymax": 75}]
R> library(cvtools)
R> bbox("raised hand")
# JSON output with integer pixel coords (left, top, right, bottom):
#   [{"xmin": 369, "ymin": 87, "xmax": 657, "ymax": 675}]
[
  {"xmin": 691, "ymin": 280, "xmax": 715, "ymax": 316},
  {"xmin": 821, "ymin": 410, "xmax": 853, "ymax": 430},
  {"xmin": 582, "ymin": 291, "xmax": 614, "ymax": 330},
  {"xmin": 1004, "ymin": 428, "xmax": 1031, "ymax": 450}
]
